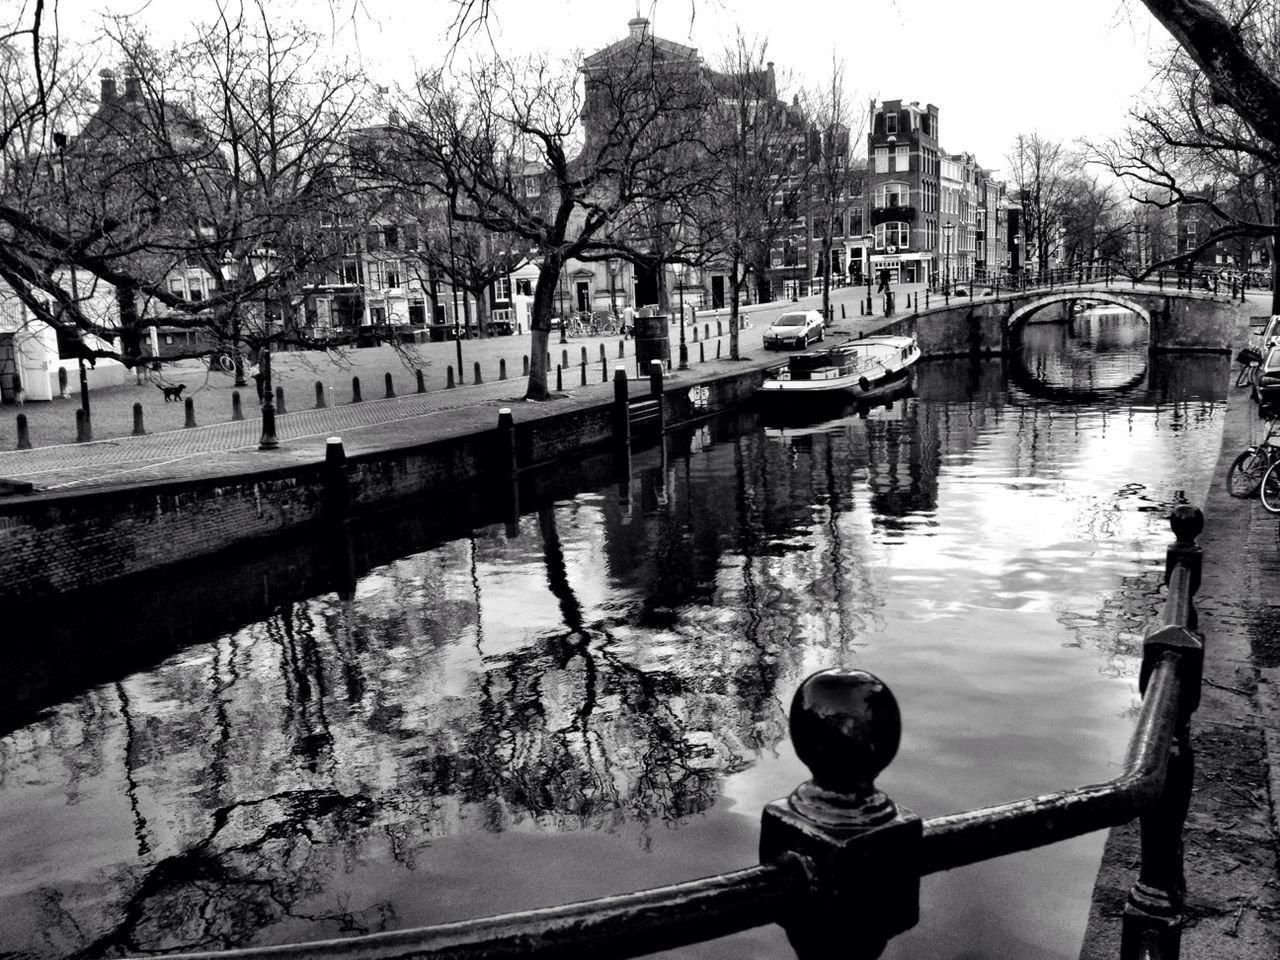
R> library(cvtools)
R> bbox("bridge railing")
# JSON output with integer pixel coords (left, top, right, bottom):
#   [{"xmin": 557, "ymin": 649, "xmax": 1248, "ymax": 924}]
[
  {"xmin": 130, "ymin": 505, "xmax": 1206, "ymax": 960},
  {"xmin": 946, "ymin": 263, "xmax": 1251, "ymax": 302}
]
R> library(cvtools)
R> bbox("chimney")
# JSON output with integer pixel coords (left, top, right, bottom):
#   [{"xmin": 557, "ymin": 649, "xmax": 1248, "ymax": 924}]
[
  {"xmin": 627, "ymin": 17, "xmax": 649, "ymax": 41},
  {"xmin": 99, "ymin": 68, "xmax": 116, "ymax": 103},
  {"xmin": 123, "ymin": 66, "xmax": 140, "ymax": 102},
  {"xmin": 767, "ymin": 61, "xmax": 775, "ymax": 97}
]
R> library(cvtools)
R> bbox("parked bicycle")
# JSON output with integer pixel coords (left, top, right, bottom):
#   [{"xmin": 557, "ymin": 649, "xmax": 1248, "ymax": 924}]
[
  {"xmin": 1227, "ymin": 415, "xmax": 1280, "ymax": 499},
  {"xmin": 565, "ymin": 311, "xmax": 622, "ymax": 338},
  {"xmin": 1236, "ymin": 346, "xmax": 1262, "ymax": 388}
]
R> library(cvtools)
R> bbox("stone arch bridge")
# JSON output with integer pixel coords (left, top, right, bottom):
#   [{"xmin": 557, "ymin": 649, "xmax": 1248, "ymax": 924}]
[{"xmin": 881, "ymin": 283, "xmax": 1251, "ymax": 359}]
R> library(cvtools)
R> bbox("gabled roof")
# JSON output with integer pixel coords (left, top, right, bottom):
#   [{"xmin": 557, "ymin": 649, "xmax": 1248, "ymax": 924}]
[{"xmin": 582, "ymin": 17, "xmax": 699, "ymax": 71}]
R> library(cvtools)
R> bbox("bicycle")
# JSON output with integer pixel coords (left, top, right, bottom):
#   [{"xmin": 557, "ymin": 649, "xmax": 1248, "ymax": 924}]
[
  {"xmin": 1236, "ymin": 347, "xmax": 1262, "ymax": 388},
  {"xmin": 1227, "ymin": 416, "xmax": 1280, "ymax": 498}
]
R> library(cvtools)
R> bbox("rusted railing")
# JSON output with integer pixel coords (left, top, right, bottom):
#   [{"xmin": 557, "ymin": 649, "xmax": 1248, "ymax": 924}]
[{"xmin": 135, "ymin": 504, "xmax": 1205, "ymax": 960}]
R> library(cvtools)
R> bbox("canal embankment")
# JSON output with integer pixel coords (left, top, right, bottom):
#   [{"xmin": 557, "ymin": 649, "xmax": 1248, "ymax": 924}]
[{"xmin": 1080, "ymin": 375, "xmax": 1280, "ymax": 958}]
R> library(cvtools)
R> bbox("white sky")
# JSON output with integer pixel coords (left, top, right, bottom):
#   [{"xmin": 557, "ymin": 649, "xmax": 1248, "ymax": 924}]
[{"xmin": 48, "ymin": 0, "xmax": 1173, "ymax": 178}]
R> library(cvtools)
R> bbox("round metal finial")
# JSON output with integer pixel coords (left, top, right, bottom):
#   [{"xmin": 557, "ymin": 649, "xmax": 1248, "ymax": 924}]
[
  {"xmin": 1169, "ymin": 503, "xmax": 1203, "ymax": 545},
  {"xmin": 787, "ymin": 668, "xmax": 901, "ymax": 828}
]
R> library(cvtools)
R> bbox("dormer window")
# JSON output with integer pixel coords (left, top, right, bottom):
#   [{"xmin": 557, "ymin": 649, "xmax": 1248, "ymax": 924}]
[{"xmin": 885, "ymin": 112, "xmax": 898, "ymax": 135}]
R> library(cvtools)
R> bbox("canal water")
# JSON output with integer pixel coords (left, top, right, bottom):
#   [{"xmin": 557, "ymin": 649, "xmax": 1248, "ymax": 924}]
[{"xmin": 0, "ymin": 310, "xmax": 1229, "ymax": 960}]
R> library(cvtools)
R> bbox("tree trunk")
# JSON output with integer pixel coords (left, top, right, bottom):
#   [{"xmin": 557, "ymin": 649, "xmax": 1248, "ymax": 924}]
[
  {"xmin": 728, "ymin": 256, "xmax": 743, "ymax": 361},
  {"xmin": 525, "ymin": 260, "xmax": 561, "ymax": 400},
  {"xmin": 821, "ymin": 238, "xmax": 832, "ymax": 325},
  {"xmin": 472, "ymin": 290, "xmax": 490, "ymax": 339}
]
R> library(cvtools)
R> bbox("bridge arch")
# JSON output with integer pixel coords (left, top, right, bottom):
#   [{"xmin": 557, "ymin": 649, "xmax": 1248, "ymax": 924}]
[{"xmin": 1005, "ymin": 291, "xmax": 1153, "ymax": 335}]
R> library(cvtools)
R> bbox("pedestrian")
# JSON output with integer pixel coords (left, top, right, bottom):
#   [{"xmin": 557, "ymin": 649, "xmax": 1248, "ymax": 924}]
[
  {"xmin": 877, "ymin": 268, "xmax": 891, "ymax": 294},
  {"xmin": 622, "ymin": 303, "xmax": 635, "ymax": 339},
  {"xmin": 251, "ymin": 370, "xmax": 265, "ymax": 404}
]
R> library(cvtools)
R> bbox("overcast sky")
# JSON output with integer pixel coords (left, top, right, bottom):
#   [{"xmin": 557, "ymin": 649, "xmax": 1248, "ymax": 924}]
[{"xmin": 51, "ymin": 0, "xmax": 1172, "ymax": 178}]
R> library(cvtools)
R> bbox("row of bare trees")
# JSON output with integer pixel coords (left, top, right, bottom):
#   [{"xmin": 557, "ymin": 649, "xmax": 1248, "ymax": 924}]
[{"xmin": 2, "ymin": 3, "xmax": 866, "ymax": 403}]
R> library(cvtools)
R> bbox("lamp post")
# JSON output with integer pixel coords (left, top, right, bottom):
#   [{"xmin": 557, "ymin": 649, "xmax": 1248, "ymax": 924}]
[
  {"xmin": 53, "ymin": 131, "xmax": 91, "ymax": 437},
  {"xmin": 789, "ymin": 234, "xmax": 800, "ymax": 301},
  {"xmin": 219, "ymin": 251, "xmax": 248, "ymax": 387},
  {"xmin": 861, "ymin": 232, "xmax": 874, "ymax": 311},
  {"xmin": 675, "ymin": 262, "xmax": 688, "ymax": 370},
  {"xmin": 607, "ymin": 256, "xmax": 619, "ymax": 317},
  {"xmin": 943, "ymin": 220, "xmax": 955, "ymax": 301},
  {"xmin": 249, "ymin": 248, "xmax": 279, "ymax": 450},
  {"xmin": 1012, "ymin": 235, "xmax": 1022, "ymax": 289}
]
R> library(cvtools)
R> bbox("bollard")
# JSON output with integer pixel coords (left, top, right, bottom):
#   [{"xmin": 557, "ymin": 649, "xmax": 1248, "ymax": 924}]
[
  {"xmin": 416, "ymin": 368, "xmax": 426, "ymax": 393},
  {"xmin": 612, "ymin": 365, "xmax": 631, "ymax": 448},
  {"xmin": 500, "ymin": 358, "xmax": 507, "ymax": 381},
  {"xmin": 581, "ymin": 346, "xmax": 588, "ymax": 366},
  {"xmin": 496, "ymin": 407, "xmax": 518, "ymax": 478},
  {"xmin": 717, "ymin": 320, "xmax": 723, "ymax": 337},
  {"xmin": 556, "ymin": 364, "xmax": 563, "ymax": 392},
  {"xmin": 841, "ymin": 303, "xmax": 847, "ymax": 319},
  {"xmin": 717, "ymin": 341, "xmax": 722, "ymax": 359},
  {"xmin": 618, "ymin": 340, "xmax": 625, "ymax": 359},
  {"xmin": 704, "ymin": 323, "xmax": 710, "ymax": 340},
  {"xmin": 275, "ymin": 385, "xmax": 287, "ymax": 415},
  {"xmin": 232, "ymin": 391, "xmax": 245, "ymax": 421},
  {"xmin": 58, "ymin": 367, "xmax": 69, "ymax": 398},
  {"xmin": 184, "ymin": 397, "xmax": 197, "ymax": 429},
  {"xmin": 599, "ymin": 343, "xmax": 607, "ymax": 362},
  {"xmin": 602, "ymin": 356, "xmax": 608, "ymax": 382},
  {"xmin": 385, "ymin": 372, "xmax": 395, "ymax": 398},
  {"xmin": 15, "ymin": 413, "xmax": 32, "ymax": 450},
  {"xmin": 692, "ymin": 326, "xmax": 699, "ymax": 342},
  {"xmin": 75, "ymin": 408, "xmax": 93, "ymax": 443},
  {"xmin": 323, "ymin": 436, "xmax": 348, "ymax": 516},
  {"xmin": 128, "ymin": 402, "xmax": 146, "ymax": 437},
  {"xmin": 561, "ymin": 348, "xmax": 569, "ymax": 370},
  {"xmin": 352, "ymin": 376, "xmax": 363, "ymax": 402},
  {"xmin": 546, "ymin": 352, "xmax": 551, "ymax": 370},
  {"xmin": 580, "ymin": 360, "xmax": 588, "ymax": 386},
  {"xmin": 700, "ymin": 342, "xmax": 706, "ymax": 363},
  {"xmin": 760, "ymin": 669, "xmax": 921, "ymax": 958},
  {"xmin": 860, "ymin": 300, "xmax": 866, "ymax": 316},
  {"xmin": 315, "ymin": 381, "xmax": 327, "ymax": 408},
  {"xmin": 474, "ymin": 361, "xmax": 482, "ymax": 384},
  {"xmin": 446, "ymin": 366, "xmax": 455, "ymax": 389},
  {"xmin": 523, "ymin": 355, "xmax": 530, "ymax": 376}
]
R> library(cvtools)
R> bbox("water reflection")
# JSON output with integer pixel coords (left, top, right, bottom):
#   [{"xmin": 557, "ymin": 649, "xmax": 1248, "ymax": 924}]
[{"xmin": 0, "ymin": 313, "xmax": 1231, "ymax": 960}]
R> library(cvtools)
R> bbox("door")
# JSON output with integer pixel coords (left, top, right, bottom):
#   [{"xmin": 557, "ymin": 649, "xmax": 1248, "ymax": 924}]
[
  {"xmin": 711, "ymin": 275, "xmax": 725, "ymax": 309},
  {"xmin": 576, "ymin": 281, "xmax": 590, "ymax": 313}
]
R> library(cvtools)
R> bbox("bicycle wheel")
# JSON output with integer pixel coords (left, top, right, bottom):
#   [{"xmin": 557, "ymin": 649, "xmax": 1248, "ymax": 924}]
[
  {"xmin": 1262, "ymin": 460, "xmax": 1280, "ymax": 512},
  {"xmin": 218, "ymin": 353, "xmax": 236, "ymax": 373},
  {"xmin": 1228, "ymin": 447, "xmax": 1268, "ymax": 497}
]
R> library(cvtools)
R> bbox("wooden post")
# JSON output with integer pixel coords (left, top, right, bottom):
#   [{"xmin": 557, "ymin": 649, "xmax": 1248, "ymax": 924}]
[
  {"xmin": 275, "ymin": 385, "xmax": 286, "ymax": 415},
  {"xmin": 385, "ymin": 372, "xmax": 395, "ymax": 398},
  {"xmin": 15, "ymin": 413, "xmax": 31, "ymax": 450},
  {"xmin": 648, "ymin": 360, "xmax": 665, "ymax": 434},
  {"xmin": 315, "ymin": 381, "xmax": 327, "ymax": 408},
  {"xmin": 232, "ymin": 391, "xmax": 245, "ymax": 420},
  {"xmin": 352, "ymin": 376, "xmax": 363, "ymax": 402},
  {"xmin": 183, "ymin": 397, "xmax": 197, "ymax": 429},
  {"xmin": 580, "ymin": 361, "xmax": 587, "ymax": 386},
  {"xmin": 556, "ymin": 364, "xmax": 562, "ymax": 391},
  {"xmin": 500, "ymin": 358, "xmax": 507, "ymax": 381},
  {"xmin": 474, "ymin": 360, "xmax": 482, "ymax": 384},
  {"xmin": 132, "ymin": 402, "xmax": 146, "ymax": 436},
  {"xmin": 416, "ymin": 368, "xmax": 427, "ymax": 393},
  {"xmin": 446, "ymin": 367, "xmax": 455, "ymax": 389}
]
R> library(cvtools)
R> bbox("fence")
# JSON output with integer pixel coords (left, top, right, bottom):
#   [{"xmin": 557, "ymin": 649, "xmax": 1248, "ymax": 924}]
[{"xmin": 128, "ymin": 503, "xmax": 1205, "ymax": 960}]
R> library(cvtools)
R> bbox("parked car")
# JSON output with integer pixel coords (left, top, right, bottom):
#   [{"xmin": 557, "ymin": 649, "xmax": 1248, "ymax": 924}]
[
  {"xmin": 763, "ymin": 310, "xmax": 825, "ymax": 350},
  {"xmin": 1255, "ymin": 344, "xmax": 1280, "ymax": 414}
]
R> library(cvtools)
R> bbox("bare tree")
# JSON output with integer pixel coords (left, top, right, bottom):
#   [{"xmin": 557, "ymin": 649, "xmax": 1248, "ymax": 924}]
[
  {"xmin": 390, "ymin": 40, "xmax": 710, "ymax": 399},
  {"xmin": 1006, "ymin": 133, "xmax": 1075, "ymax": 273},
  {"xmin": 0, "ymin": 1, "xmax": 375, "ymax": 374},
  {"xmin": 699, "ymin": 35, "xmax": 816, "ymax": 360},
  {"xmin": 807, "ymin": 55, "xmax": 864, "ymax": 326}
]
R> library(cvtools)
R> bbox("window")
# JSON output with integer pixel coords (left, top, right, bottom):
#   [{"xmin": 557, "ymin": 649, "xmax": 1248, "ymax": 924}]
[
  {"xmin": 874, "ymin": 182, "xmax": 910, "ymax": 207},
  {"xmin": 875, "ymin": 222, "xmax": 911, "ymax": 249},
  {"xmin": 366, "ymin": 229, "xmax": 382, "ymax": 252},
  {"xmin": 524, "ymin": 176, "xmax": 541, "ymax": 198},
  {"xmin": 384, "ymin": 226, "xmax": 399, "ymax": 250},
  {"xmin": 186, "ymin": 276, "xmax": 204, "ymax": 301},
  {"xmin": 341, "ymin": 259, "xmax": 363, "ymax": 285},
  {"xmin": 874, "ymin": 148, "xmax": 888, "ymax": 173},
  {"xmin": 885, "ymin": 112, "xmax": 898, "ymax": 135},
  {"xmin": 515, "ymin": 278, "xmax": 532, "ymax": 296},
  {"xmin": 385, "ymin": 262, "xmax": 401, "ymax": 289},
  {"xmin": 894, "ymin": 145, "xmax": 910, "ymax": 172},
  {"xmin": 168, "ymin": 278, "xmax": 186, "ymax": 300},
  {"xmin": 404, "ymin": 224, "xmax": 419, "ymax": 250},
  {"xmin": 493, "ymin": 277, "xmax": 511, "ymax": 301}
]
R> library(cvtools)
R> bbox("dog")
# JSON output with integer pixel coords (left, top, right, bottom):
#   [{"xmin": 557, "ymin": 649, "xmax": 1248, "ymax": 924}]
[{"xmin": 158, "ymin": 383, "xmax": 186, "ymax": 402}]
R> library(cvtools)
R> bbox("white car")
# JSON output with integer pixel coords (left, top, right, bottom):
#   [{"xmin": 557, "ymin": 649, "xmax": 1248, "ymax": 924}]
[{"xmin": 763, "ymin": 310, "xmax": 825, "ymax": 350}]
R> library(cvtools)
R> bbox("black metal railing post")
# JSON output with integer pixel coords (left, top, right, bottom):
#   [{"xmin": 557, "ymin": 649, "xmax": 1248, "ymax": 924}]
[
  {"xmin": 1121, "ymin": 504, "xmax": 1204, "ymax": 960},
  {"xmin": 760, "ymin": 668, "xmax": 921, "ymax": 959}
]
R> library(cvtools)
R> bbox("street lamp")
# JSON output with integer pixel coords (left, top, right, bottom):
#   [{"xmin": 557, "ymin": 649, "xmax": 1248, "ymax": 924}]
[
  {"xmin": 219, "ymin": 251, "xmax": 248, "ymax": 387},
  {"xmin": 249, "ymin": 247, "xmax": 279, "ymax": 451},
  {"xmin": 607, "ymin": 256, "xmax": 619, "ymax": 317},
  {"xmin": 53, "ymin": 131, "xmax": 91, "ymax": 438},
  {"xmin": 943, "ymin": 220, "xmax": 955, "ymax": 301},
  {"xmin": 789, "ymin": 234, "xmax": 800, "ymax": 301},
  {"xmin": 862, "ymin": 232, "xmax": 874, "ymax": 311},
  {"xmin": 674, "ymin": 262, "xmax": 688, "ymax": 370}
]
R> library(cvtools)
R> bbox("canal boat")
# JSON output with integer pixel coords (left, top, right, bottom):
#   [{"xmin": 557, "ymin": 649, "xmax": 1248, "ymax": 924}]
[{"xmin": 757, "ymin": 334, "xmax": 920, "ymax": 403}]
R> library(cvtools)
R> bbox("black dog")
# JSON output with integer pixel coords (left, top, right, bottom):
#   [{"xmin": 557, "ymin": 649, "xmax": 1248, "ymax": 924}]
[{"xmin": 159, "ymin": 383, "xmax": 186, "ymax": 402}]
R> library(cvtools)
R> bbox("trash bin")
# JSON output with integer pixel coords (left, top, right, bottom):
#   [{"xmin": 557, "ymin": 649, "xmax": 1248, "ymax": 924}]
[{"xmin": 633, "ymin": 314, "xmax": 671, "ymax": 376}]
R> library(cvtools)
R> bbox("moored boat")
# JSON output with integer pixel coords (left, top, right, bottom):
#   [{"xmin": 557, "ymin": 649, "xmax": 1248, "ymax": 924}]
[{"xmin": 758, "ymin": 334, "xmax": 920, "ymax": 401}]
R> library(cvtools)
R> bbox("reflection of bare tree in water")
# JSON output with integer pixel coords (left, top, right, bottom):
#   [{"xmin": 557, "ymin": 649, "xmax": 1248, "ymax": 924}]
[{"xmin": 53, "ymin": 789, "xmax": 387, "ymax": 960}]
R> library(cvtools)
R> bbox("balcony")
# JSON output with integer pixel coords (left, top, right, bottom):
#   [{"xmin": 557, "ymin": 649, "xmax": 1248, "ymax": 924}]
[{"xmin": 871, "ymin": 205, "xmax": 917, "ymax": 226}]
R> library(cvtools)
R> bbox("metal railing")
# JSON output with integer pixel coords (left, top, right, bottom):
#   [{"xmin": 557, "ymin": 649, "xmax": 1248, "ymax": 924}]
[{"xmin": 131, "ymin": 504, "xmax": 1205, "ymax": 960}]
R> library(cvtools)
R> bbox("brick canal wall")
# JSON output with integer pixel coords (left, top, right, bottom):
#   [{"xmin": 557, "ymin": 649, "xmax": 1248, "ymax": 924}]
[{"xmin": 0, "ymin": 368, "xmax": 768, "ymax": 605}]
